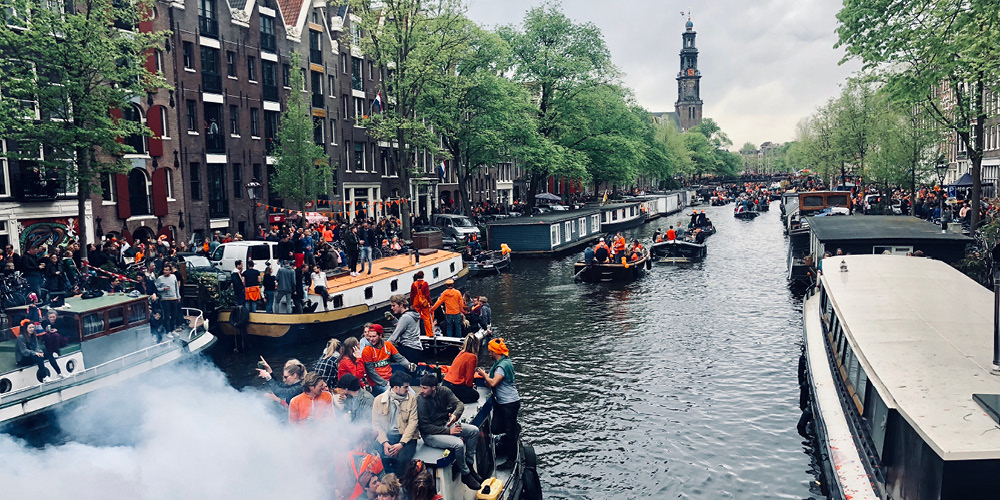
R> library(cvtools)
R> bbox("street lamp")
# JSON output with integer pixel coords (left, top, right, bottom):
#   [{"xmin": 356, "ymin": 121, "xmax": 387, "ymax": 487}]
[
  {"xmin": 246, "ymin": 178, "xmax": 263, "ymax": 239},
  {"xmin": 935, "ymin": 162, "xmax": 949, "ymax": 233}
]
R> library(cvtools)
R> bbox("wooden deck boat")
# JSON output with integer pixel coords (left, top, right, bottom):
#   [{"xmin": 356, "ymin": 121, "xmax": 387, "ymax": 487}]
[
  {"xmin": 801, "ymin": 255, "xmax": 1000, "ymax": 499},
  {"xmin": 573, "ymin": 249, "xmax": 650, "ymax": 283},
  {"xmin": 216, "ymin": 250, "xmax": 467, "ymax": 340},
  {"xmin": 650, "ymin": 240, "xmax": 707, "ymax": 264},
  {"xmin": 0, "ymin": 295, "xmax": 214, "ymax": 424}
]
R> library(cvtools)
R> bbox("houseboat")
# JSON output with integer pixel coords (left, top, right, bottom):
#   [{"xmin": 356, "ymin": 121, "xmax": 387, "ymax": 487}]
[
  {"xmin": 597, "ymin": 202, "xmax": 645, "ymax": 232},
  {"xmin": 216, "ymin": 250, "xmax": 467, "ymax": 340},
  {"xmin": 786, "ymin": 191, "xmax": 852, "ymax": 281},
  {"xmin": 789, "ymin": 216, "xmax": 971, "ymax": 282},
  {"xmin": 628, "ymin": 192, "xmax": 686, "ymax": 222},
  {"xmin": 0, "ymin": 295, "xmax": 214, "ymax": 424},
  {"xmin": 487, "ymin": 209, "xmax": 602, "ymax": 256},
  {"xmin": 802, "ymin": 255, "xmax": 1000, "ymax": 500}
]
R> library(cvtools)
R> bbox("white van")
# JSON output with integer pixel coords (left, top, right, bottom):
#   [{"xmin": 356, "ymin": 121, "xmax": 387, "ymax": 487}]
[
  {"xmin": 430, "ymin": 214, "xmax": 480, "ymax": 240},
  {"xmin": 210, "ymin": 241, "xmax": 278, "ymax": 271}
]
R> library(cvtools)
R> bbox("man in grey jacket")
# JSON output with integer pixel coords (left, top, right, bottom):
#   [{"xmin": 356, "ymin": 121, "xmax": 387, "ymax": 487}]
[
  {"xmin": 275, "ymin": 261, "xmax": 296, "ymax": 313},
  {"xmin": 387, "ymin": 294, "xmax": 423, "ymax": 363},
  {"xmin": 417, "ymin": 374, "xmax": 481, "ymax": 490}
]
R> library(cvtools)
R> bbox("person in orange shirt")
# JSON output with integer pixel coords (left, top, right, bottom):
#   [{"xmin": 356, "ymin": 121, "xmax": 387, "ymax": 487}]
[
  {"xmin": 666, "ymin": 226, "xmax": 676, "ymax": 241},
  {"xmin": 612, "ymin": 233, "xmax": 626, "ymax": 257},
  {"xmin": 410, "ymin": 271, "xmax": 434, "ymax": 337},
  {"xmin": 443, "ymin": 334, "xmax": 480, "ymax": 403},
  {"xmin": 431, "ymin": 279, "xmax": 464, "ymax": 338},
  {"xmin": 288, "ymin": 372, "xmax": 334, "ymax": 424}
]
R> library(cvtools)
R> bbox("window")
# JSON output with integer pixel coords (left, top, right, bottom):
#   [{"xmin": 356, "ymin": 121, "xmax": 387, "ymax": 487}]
[
  {"xmin": 282, "ymin": 64, "xmax": 290, "ymax": 87},
  {"xmin": 354, "ymin": 142, "xmax": 365, "ymax": 172},
  {"xmin": 229, "ymin": 105, "xmax": 239, "ymax": 136},
  {"xmin": 247, "ymin": 56, "xmax": 257, "ymax": 82},
  {"xmin": 232, "ymin": 163, "xmax": 242, "ymax": 199},
  {"xmin": 329, "ymin": 75, "xmax": 336, "ymax": 96},
  {"xmin": 262, "ymin": 61, "xmax": 278, "ymax": 101},
  {"xmin": 309, "ymin": 30, "xmax": 322, "ymax": 64},
  {"xmin": 550, "ymin": 225, "xmax": 560, "ymax": 247},
  {"xmin": 343, "ymin": 94, "xmax": 349, "ymax": 116},
  {"xmin": 341, "ymin": 53, "xmax": 348, "ymax": 73},
  {"xmin": 351, "ymin": 57, "xmax": 363, "ymax": 90},
  {"xmin": 354, "ymin": 97, "xmax": 363, "ymax": 121},
  {"xmin": 332, "ymin": 295, "xmax": 343, "ymax": 308},
  {"xmin": 123, "ymin": 105, "xmax": 147, "ymax": 155},
  {"xmin": 127, "ymin": 301, "xmax": 148, "ymax": 323},
  {"xmin": 390, "ymin": 279, "xmax": 398, "ymax": 292},
  {"xmin": 300, "ymin": 68, "xmax": 307, "ymax": 91},
  {"xmin": 364, "ymin": 286, "xmax": 373, "ymax": 300},
  {"xmin": 249, "ymin": 107, "xmax": 260, "ymax": 137},
  {"xmin": 313, "ymin": 117, "xmax": 324, "ymax": 145},
  {"xmin": 0, "ymin": 140, "xmax": 11, "ymax": 197},
  {"xmin": 345, "ymin": 141, "xmax": 351, "ymax": 171},
  {"xmin": 329, "ymin": 119, "xmax": 336, "ymax": 144},
  {"xmin": 165, "ymin": 168, "xmax": 174, "ymax": 199},
  {"xmin": 128, "ymin": 168, "xmax": 152, "ymax": 215},
  {"xmin": 198, "ymin": 0, "xmax": 218, "ymax": 38},
  {"xmin": 207, "ymin": 164, "xmax": 228, "ymax": 218},
  {"xmin": 432, "ymin": 267, "xmax": 439, "ymax": 279},
  {"xmin": 160, "ymin": 106, "xmax": 170, "ymax": 138},
  {"xmin": 260, "ymin": 15, "xmax": 276, "ymax": 52},
  {"xmin": 201, "ymin": 47, "xmax": 221, "ymax": 93},
  {"xmin": 182, "ymin": 42, "xmax": 194, "ymax": 70},
  {"xmin": 368, "ymin": 60, "xmax": 374, "ymax": 80},
  {"xmin": 190, "ymin": 162, "xmax": 202, "ymax": 200},
  {"xmin": 154, "ymin": 50, "xmax": 163, "ymax": 73},
  {"xmin": 100, "ymin": 173, "xmax": 116, "ymax": 202},
  {"xmin": 226, "ymin": 51, "xmax": 236, "ymax": 77},
  {"xmin": 186, "ymin": 100, "xmax": 198, "ymax": 132}
]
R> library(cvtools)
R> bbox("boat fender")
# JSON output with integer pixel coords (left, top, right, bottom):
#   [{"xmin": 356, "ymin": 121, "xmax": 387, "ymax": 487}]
[
  {"xmin": 799, "ymin": 380, "xmax": 809, "ymax": 411},
  {"xmin": 796, "ymin": 409, "xmax": 812, "ymax": 438},
  {"xmin": 797, "ymin": 354, "xmax": 807, "ymax": 387},
  {"xmin": 645, "ymin": 257, "xmax": 652, "ymax": 270},
  {"xmin": 520, "ymin": 444, "xmax": 543, "ymax": 500}
]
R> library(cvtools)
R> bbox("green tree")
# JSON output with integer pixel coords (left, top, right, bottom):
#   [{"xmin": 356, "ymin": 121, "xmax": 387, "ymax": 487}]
[
  {"xmin": 832, "ymin": 77, "xmax": 878, "ymax": 185},
  {"xmin": 837, "ymin": 0, "xmax": 1000, "ymax": 228},
  {"xmin": 0, "ymin": 0, "xmax": 166, "ymax": 259},
  {"xmin": 653, "ymin": 119, "xmax": 691, "ymax": 185},
  {"xmin": 500, "ymin": 3, "xmax": 616, "ymax": 207},
  {"xmin": 419, "ymin": 24, "xmax": 538, "ymax": 215},
  {"xmin": 269, "ymin": 53, "xmax": 330, "ymax": 224},
  {"xmin": 350, "ymin": 0, "xmax": 468, "ymax": 235}
]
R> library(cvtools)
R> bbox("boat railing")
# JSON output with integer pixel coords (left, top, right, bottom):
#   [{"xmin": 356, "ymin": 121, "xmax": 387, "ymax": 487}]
[
  {"xmin": 181, "ymin": 307, "xmax": 207, "ymax": 342},
  {"xmin": 0, "ymin": 338, "xmax": 180, "ymax": 405}
]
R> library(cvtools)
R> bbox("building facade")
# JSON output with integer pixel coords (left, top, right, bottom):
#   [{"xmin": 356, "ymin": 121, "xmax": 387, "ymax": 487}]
[{"xmin": 674, "ymin": 15, "xmax": 703, "ymax": 132}]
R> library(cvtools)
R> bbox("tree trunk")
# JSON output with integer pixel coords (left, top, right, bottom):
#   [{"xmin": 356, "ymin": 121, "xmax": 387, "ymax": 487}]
[
  {"xmin": 457, "ymin": 164, "xmax": 473, "ymax": 217},
  {"xmin": 527, "ymin": 174, "xmax": 540, "ymax": 209},
  {"xmin": 971, "ymin": 75, "xmax": 985, "ymax": 231},
  {"xmin": 394, "ymin": 128, "xmax": 412, "ymax": 239},
  {"xmin": 76, "ymin": 148, "xmax": 90, "ymax": 262}
]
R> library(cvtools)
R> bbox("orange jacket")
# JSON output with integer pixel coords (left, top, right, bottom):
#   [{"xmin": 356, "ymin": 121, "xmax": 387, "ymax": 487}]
[
  {"xmin": 288, "ymin": 391, "xmax": 334, "ymax": 423},
  {"xmin": 432, "ymin": 288, "xmax": 465, "ymax": 315},
  {"xmin": 613, "ymin": 237, "xmax": 626, "ymax": 253},
  {"xmin": 444, "ymin": 351, "xmax": 477, "ymax": 387},
  {"xmin": 666, "ymin": 229, "xmax": 676, "ymax": 241}
]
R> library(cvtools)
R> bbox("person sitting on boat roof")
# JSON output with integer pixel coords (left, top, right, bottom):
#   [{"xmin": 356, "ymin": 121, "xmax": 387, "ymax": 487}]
[
  {"xmin": 257, "ymin": 357, "xmax": 306, "ymax": 407},
  {"xmin": 362, "ymin": 325, "xmax": 416, "ymax": 396},
  {"xmin": 417, "ymin": 373, "xmax": 483, "ymax": 491},
  {"xmin": 666, "ymin": 226, "xmax": 677, "ymax": 241},
  {"xmin": 372, "ymin": 371, "xmax": 419, "ymax": 476},
  {"xmin": 594, "ymin": 238, "xmax": 610, "ymax": 263},
  {"xmin": 289, "ymin": 372, "xmax": 334, "ymax": 424},
  {"xmin": 476, "ymin": 338, "xmax": 520, "ymax": 470},
  {"xmin": 444, "ymin": 334, "xmax": 480, "ymax": 404},
  {"xmin": 387, "ymin": 294, "xmax": 424, "ymax": 364},
  {"xmin": 431, "ymin": 279, "xmax": 465, "ymax": 338},
  {"xmin": 310, "ymin": 265, "xmax": 332, "ymax": 310},
  {"xmin": 335, "ymin": 373, "xmax": 375, "ymax": 425},
  {"xmin": 16, "ymin": 321, "xmax": 61, "ymax": 381}
]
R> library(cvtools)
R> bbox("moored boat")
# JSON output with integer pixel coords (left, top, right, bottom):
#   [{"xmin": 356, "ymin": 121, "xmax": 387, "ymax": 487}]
[
  {"xmin": 216, "ymin": 250, "xmax": 467, "ymax": 341},
  {"xmin": 801, "ymin": 255, "xmax": 1000, "ymax": 499},
  {"xmin": 733, "ymin": 210, "xmax": 760, "ymax": 220},
  {"xmin": 573, "ymin": 248, "xmax": 650, "ymax": 283},
  {"xmin": 650, "ymin": 240, "xmax": 706, "ymax": 264},
  {"xmin": 596, "ymin": 202, "xmax": 645, "ymax": 232},
  {"xmin": 0, "ymin": 295, "xmax": 214, "ymax": 424}
]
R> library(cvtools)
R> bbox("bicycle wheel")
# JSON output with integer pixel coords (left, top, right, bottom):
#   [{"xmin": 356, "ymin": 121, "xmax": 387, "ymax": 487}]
[{"xmin": 372, "ymin": 247, "xmax": 383, "ymax": 260}]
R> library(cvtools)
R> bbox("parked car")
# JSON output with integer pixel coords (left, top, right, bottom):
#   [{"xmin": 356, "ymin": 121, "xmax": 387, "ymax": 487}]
[
  {"xmin": 430, "ymin": 214, "xmax": 481, "ymax": 241},
  {"xmin": 209, "ymin": 241, "xmax": 279, "ymax": 271},
  {"xmin": 180, "ymin": 254, "xmax": 229, "ymax": 283}
]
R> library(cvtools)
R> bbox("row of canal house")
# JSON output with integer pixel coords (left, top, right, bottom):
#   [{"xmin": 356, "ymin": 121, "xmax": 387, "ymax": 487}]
[{"xmin": 0, "ymin": 0, "xmax": 531, "ymax": 253}]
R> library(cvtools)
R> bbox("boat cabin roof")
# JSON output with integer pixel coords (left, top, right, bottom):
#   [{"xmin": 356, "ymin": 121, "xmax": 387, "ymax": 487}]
[
  {"xmin": 808, "ymin": 216, "xmax": 971, "ymax": 243},
  {"xmin": 487, "ymin": 209, "xmax": 599, "ymax": 225},
  {"xmin": 7, "ymin": 294, "xmax": 149, "ymax": 317},
  {"xmin": 821, "ymin": 255, "xmax": 1000, "ymax": 460},
  {"xmin": 798, "ymin": 191, "xmax": 851, "ymax": 211}
]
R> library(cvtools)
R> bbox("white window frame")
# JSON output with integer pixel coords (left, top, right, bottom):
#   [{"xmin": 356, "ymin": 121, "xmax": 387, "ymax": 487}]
[
  {"xmin": 159, "ymin": 106, "xmax": 171, "ymax": 139},
  {"xmin": 550, "ymin": 225, "xmax": 560, "ymax": 248},
  {"xmin": 578, "ymin": 217, "xmax": 587, "ymax": 236},
  {"xmin": 564, "ymin": 221, "xmax": 572, "ymax": 240},
  {"xmin": 0, "ymin": 139, "xmax": 10, "ymax": 197},
  {"xmin": 102, "ymin": 172, "xmax": 117, "ymax": 204},
  {"xmin": 165, "ymin": 167, "xmax": 175, "ymax": 201}
]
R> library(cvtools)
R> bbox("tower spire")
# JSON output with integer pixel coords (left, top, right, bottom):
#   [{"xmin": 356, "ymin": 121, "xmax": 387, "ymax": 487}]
[{"xmin": 674, "ymin": 14, "xmax": 702, "ymax": 131}]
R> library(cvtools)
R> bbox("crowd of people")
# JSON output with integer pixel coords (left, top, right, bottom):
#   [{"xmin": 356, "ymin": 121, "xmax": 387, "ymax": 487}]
[
  {"xmin": 257, "ymin": 316, "xmax": 519, "ymax": 498},
  {"xmin": 583, "ymin": 233, "xmax": 645, "ymax": 265}
]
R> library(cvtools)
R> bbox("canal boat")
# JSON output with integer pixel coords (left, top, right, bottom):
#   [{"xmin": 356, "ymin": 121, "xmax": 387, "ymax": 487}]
[
  {"xmin": 216, "ymin": 250, "xmax": 467, "ymax": 340},
  {"xmin": 464, "ymin": 250, "xmax": 512, "ymax": 276},
  {"xmin": 801, "ymin": 255, "xmax": 1000, "ymax": 500},
  {"xmin": 649, "ymin": 240, "xmax": 706, "ymax": 264},
  {"xmin": 573, "ymin": 248, "xmax": 650, "ymax": 283},
  {"xmin": 596, "ymin": 202, "xmax": 645, "ymax": 232},
  {"xmin": 786, "ymin": 191, "xmax": 852, "ymax": 280},
  {"xmin": 733, "ymin": 209, "xmax": 760, "ymax": 220},
  {"xmin": 0, "ymin": 294, "xmax": 214, "ymax": 424},
  {"xmin": 487, "ymin": 210, "xmax": 602, "ymax": 256}
]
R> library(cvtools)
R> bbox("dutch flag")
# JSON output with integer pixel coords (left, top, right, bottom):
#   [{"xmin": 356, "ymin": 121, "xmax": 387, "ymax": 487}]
[
  {"xmin": 439, "ymin": 161, "xmax": 446, "ymax": 181},
  {"xmin": 372, "ymin": 91, "xmax": 383, "ymax": 113}
]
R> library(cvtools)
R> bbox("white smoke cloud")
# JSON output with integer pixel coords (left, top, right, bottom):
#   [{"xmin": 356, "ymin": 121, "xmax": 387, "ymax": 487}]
[{"xmin": 0, "ymin": 358, "xmax": 363, "ymax": 500}]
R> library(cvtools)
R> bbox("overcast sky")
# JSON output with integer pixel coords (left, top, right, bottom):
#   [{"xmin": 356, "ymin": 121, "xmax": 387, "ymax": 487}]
[{"xmin": 465, "ymin": 0, "xmax": 862, "ymax": 150}]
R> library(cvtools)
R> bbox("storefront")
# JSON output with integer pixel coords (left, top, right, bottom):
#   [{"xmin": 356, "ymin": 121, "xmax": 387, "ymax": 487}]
[{"xmin": 0, "ymin": 200, "xmax": 94, "ymax": 252}]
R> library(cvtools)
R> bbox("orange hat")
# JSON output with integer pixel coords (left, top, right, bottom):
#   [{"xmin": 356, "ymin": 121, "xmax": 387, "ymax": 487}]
[{"xmin": 488, "ymin": 338, "xmax": 509, "ymax": 356}]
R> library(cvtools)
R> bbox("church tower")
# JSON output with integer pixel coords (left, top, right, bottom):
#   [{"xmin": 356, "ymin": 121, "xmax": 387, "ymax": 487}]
[{"xmin": 675, "ymin": 14, "xmax": 703, "ymax": 131}]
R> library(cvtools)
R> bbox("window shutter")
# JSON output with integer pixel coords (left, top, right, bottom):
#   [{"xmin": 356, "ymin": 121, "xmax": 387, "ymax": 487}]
[
  {"xmin": 152, "ymin": 168, "xmax": 168, "ymax": 216},
  {"xmin": 110, "ymin": 108, "xmax": 124, "ymax": 144},
  {"xmin": 147, "ymin": 105, "xmax": 163, "ymax": 157},
  {"xmin": 116, "ymin": 173, "xmax": 131, "ymax": 219}
]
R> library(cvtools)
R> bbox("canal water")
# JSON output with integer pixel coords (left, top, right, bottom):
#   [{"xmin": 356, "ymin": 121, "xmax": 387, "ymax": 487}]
[{"xmin": 217, "ymin": 203, "xmax": 821, "ymax": 499}]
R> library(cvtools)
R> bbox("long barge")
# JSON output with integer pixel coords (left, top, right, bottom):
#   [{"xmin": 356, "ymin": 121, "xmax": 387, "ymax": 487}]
[{"xmin": 802, "ymin": 255, "xmax": 1000, "ymax": 499}]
